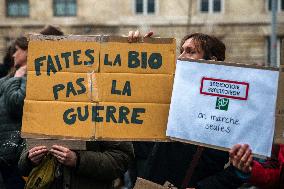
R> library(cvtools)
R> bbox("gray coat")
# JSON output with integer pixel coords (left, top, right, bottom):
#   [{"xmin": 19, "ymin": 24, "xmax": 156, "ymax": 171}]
[
  {"xmin": 0, "ymin": 75, "xmax": 25, "ymax": 166},
  {"xmin": 18, "ymin": 141, "xmax": 134, "ymax": 189}
]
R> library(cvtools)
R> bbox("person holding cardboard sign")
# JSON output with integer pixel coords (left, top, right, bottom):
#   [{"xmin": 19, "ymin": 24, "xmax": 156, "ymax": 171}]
[
  {"xmin": 19, "ymin": 141, "xmax": 134, "ymax": 189},
  {"xmin": 17, "ymin": 27, "xmax": 135, "ymax": 189},
  {"xmin": 127, "ymin": 31, "xmax": 244, "ymax": 189},
  {"xmin": 229, "ymin": 143, "xmax": 284, "ymax": 189}
]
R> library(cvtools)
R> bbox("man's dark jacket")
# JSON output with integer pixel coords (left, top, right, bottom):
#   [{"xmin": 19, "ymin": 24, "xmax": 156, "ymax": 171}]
[
  {"xmin": 19, "ymin": 141, "xmax": 134, "ymax": 189},
  {"xmin": 144, "ymin": 142, "xmax": 243, "ymax": 189}
]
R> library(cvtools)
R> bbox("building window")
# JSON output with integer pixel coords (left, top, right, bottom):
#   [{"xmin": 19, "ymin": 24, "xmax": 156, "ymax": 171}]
[
  {"xmin": 200, "ymin": 0, "xmax": 209, "ymax": 12},
  {"xmin": 6, "ymin": 0, "xmax": 29, "ymax": 17},
  {"xmin": 268, "ymin": 0, "xmax": 284, "ymax": 12},
  {"xmin": 135, "ymin": 0, "xmax": 156, "ymax": 15},
  {"xmin": 53, "ymin": 0, "xmax": 77, "ymax": 17},
  {"xmin": 267, "ymin": 36, "xmax": 284, "ymax": 66},
  {"xmin": 200, "ymin": 0, "xmax": 223, "ymax": 13}
]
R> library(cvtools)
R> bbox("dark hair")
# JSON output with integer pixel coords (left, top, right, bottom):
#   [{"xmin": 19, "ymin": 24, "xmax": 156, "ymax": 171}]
[
  {"xmin": 40, "ymin": 25, "xmax": 64, "ymax": 36},
  {"xmin": 180, "ymin": 33, "xmax": 226, "ymax": 61},
  {"xmin": 0, "ymin": 42, "xmax": 16, "ymax": 78},
  {"xmin": 15, "ymin": 36, "xmax": 28, "ymax": 50}
]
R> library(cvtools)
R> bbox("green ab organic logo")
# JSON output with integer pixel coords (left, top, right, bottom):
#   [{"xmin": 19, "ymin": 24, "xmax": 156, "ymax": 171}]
[{"xmin": 215, "ymin": 97, "xmax": 229, "ymax": 111}]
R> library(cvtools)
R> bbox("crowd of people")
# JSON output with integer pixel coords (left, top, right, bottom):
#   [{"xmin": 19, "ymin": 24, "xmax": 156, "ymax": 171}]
[{"xmin": 0, "ymin": 25, "xmax": 283, "ymax": 189}]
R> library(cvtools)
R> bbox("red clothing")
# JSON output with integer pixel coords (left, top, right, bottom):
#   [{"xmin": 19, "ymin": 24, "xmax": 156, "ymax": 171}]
[{"xmin": 250, "ymin": 144, "xmax": 284, "ymax": 189}]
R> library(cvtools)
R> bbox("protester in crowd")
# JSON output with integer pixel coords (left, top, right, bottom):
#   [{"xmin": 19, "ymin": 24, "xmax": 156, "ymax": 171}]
[
  {"xmin": 0, "ymin": 24, "xmax": 64, "ymax": 189},
  {"xmin": 128, "ymin": 31, "xmax": 245, "ymax": 189},
  {"xmin": 123, "ymin": 142, "xmax": 154, "ymax": 188},
  {"xmin": 122, "ymin": 31, "xmax": 156, "ymax": 189},
  {"xmin": 229, "ymin": 143, "xmax": 284, "ymax": 189},
  {"xmin": 19, "ymin": 142, "xmax": 134, "ymax": 189},
  {"xmin": 0, "ymin": 24, "xmax": 62, "ymax": 79},
  {"xmin": 39, "ymin": 25, "xmax": 64, "ymax": 36},
  {"xmin": 0, "ymin": 25, "xmax": 66, "ymax": 189},
  {"xmin": 0, "ymin": 35, "xmax": 28, "ymax": 189},
  {"xmin": 0, "ymin": 41, "xmax": 16, "ymax": 78},
  {"xmin": 17, "ymin": 26, "xmax": 134, "ymax": 189}
]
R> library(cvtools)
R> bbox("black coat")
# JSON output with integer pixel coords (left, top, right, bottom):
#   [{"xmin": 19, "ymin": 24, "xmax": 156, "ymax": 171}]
[{"xmin": 143, "ymin": 142, "xmax": 243, "ymax": 189}]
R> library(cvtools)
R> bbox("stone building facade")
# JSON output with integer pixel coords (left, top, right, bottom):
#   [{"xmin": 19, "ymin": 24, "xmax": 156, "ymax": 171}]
[{"xmin": 0, "ymin": 0, "xmax": 283, "ymax": 65}]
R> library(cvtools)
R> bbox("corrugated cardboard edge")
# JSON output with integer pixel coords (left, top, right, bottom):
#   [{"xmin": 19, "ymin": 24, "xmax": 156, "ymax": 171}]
[
  {"xmin": 21, "ymin": 133, "xmax": 91, "ymax": 140},
  {"xmin": 27, "ymin": 34, "xmax": 175, "ymax": 44},
  {"xmin": 26, "ymin": 138, "xmax": 86, "ymax": 150},
  {"xmin": 92, "ymin": 137, "xmax": 171, "ymax": 142},
  {"xmin": 27, "ymin": 34, "xmax": 102, "ymax": 42},
  {"xmin": 22, "ymin": 132, "xmax": 171, "ymax": 142}
]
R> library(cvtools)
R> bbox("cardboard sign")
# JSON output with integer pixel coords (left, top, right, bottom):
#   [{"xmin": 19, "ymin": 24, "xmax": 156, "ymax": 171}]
[
  {"xmin": 26, "ymin": 72, "xmax": 173, "ymax": 103},
  {"xmin": 134, "ymin": 178, "xmax": 177, "ymax": 189},
  {"xmin": 27, "ymin": 40, "xmax": 100, "ymax": 74},
  {"xmin": 22, "ymin": 100, "xmax": 169, "ymax": 140},
  {"xmin": 100, "ymin": 36, "xmax": 176, "ymax": 74},
  {"xmin": 22, "ymin": 35, "xmax": 175, "ymax": 140},
  {"xmin": 167, "ymin": 60, "xmax": 279, "ymax": 157}
]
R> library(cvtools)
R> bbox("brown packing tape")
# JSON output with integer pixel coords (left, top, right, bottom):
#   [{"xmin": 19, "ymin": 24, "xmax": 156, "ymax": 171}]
[
  {"xmin": 22, "ymin": 100, "xmax": 169, "ymax": 141},
  {"xmin": 87, "ymin": 71, "xmax": 98, "ymax": 102},
  {"xmin": 27, "ymin": 40, "xmax": 100, "ymax": 73},
  {"xmin": 26, "ymin": 71, "xmax": 173, "ymax": 103}
]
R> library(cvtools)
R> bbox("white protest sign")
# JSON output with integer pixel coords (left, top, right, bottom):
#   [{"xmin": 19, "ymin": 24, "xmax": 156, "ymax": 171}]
[{"xmin": 167, "ymin": 60, "xmax": 279, "ymax": 157}]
